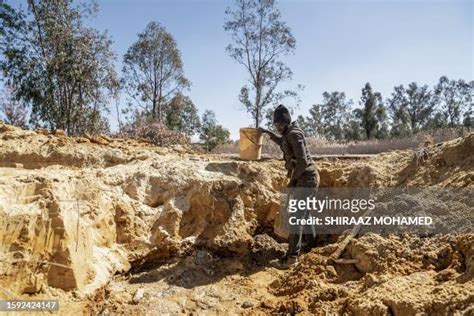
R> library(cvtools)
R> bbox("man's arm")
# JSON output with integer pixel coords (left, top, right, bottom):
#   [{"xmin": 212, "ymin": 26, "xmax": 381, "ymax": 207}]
[
  {"xmin": 288, "ymin": 131, "xmax": 309, "ymax": 186},
  {"xmin": 258, "ymin": 128, "xmax": 282, "ymax": 146}
]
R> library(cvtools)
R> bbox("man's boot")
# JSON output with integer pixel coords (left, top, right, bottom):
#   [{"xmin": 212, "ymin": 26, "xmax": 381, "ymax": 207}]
[{"xmin": 270, "ymin": 256, "xmax": 298, "ymax": 270}]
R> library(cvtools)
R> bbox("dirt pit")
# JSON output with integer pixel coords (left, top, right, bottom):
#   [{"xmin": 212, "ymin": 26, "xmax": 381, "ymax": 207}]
[{"xmin": 0, "ymin": 124, "xmax": 472, "ymax": 315}]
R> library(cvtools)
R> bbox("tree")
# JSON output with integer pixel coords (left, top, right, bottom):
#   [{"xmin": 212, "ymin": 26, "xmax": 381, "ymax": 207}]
[
  {"xmin": 297, "ymin": 92, "xmax": 352, "ymax": 140},
  {"xmin": 354, "ymin": 83, "xmax": 384, "ymax": 140},
  {"xmin": 387, "ymin": 83, "xmax": 435, "ymax": 135},
  {"xmin": 224, "ymin": 0, "xmax": 297, "ymax": 127},
  {"xmin": 344, "ymin": 119, "xmax": 364, "ymax": 141},
  {"xmin": 200, "ymin": 110, "xmax": 230, "ymax": 151},
  {"xmin": 0, "ymin": 2, "xmax": 22, "ymax": 51},
  {"xmin": 305, "ymin": 104, "xmax": 325, "ymax": 137},
  {"xmin": 434, "ymin": 76, "xmax": 472, "ymax": 128},
  {"xmin": 404, "ymin": 83, "xmax": 436, "ymax": 131},
  {"xmin": 122, "ymin": 22, "xmax": 190, "ymax": 122},
  {"xmin": 296, "ymin": 115, "xmax": 317, "ymax": 137},
  {"xmin": 165, "ymin": 93, "xmax": 200, "ymax": 136},
  {"xmin": 387, "ymin": 85, "xmax": 411, "ymax": 137},
  {"xmin": 0, "ymin": 85, "xmax": 28, "ymax": 128},
  {"xmin": 319, "ymin": 92, "xmax": 352, "ymax": 141},
  {"xmin": 374, "ymin": 102, "xmax": 389, "ymax": 139},
  {"xmin": 463, "ymin": 110, "xmax": 472, "ymax": 130},
  {"xmin": 425, "ymin": 112, "xmax": 448, "ymax": 131},
  {"xmin": 0, "ymin": 0, "xmax": 118, "ymax": 135}
]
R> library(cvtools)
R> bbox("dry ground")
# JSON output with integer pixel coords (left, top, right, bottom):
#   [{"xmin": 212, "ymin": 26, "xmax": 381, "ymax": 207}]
[{"xmin": 0, "ymin": 123, "xmax": 472, "ymax": 315}]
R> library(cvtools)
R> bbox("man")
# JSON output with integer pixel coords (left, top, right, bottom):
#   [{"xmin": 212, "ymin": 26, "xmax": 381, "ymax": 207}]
[{"xmin": 258, "ymin": 104, "xmax": 319, "ymax": 269}]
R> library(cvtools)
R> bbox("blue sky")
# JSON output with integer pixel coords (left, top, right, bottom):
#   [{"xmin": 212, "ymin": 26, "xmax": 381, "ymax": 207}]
[{"xmin": 7, "ymin": 0, "xmax": 473, "ymax": 139}]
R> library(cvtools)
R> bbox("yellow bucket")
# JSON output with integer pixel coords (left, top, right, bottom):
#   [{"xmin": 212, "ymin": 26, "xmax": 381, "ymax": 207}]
[{"xmin": 239, "ymin": 128, "xmax": 263, "ymax": 160}]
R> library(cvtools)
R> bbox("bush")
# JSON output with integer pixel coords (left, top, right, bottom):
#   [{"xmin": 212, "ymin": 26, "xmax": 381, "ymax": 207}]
[{"xmin": 119, "ymin": 112, "xmax": 189, "ymax": 146}]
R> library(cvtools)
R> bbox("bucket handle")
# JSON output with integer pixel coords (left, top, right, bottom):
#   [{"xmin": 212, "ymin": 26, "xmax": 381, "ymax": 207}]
[{"xmin": 242, "ymin": 130, "xmax": 263, "ymax": 146}]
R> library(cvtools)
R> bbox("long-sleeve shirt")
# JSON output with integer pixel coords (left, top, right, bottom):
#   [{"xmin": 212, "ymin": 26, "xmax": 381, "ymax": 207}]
[{"xmin": 268, "ymin": 122, "xmax": 316, "ymax": 184}]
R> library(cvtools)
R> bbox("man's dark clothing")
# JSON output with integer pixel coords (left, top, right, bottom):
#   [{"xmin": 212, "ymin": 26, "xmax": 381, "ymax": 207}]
[
  {"xmin": 269, "ymin": 122, "xmax": 317, "ymax": 186},
  {"xmin": 268, "ymin": 122, "xmax": 319, "ymax": 257}
]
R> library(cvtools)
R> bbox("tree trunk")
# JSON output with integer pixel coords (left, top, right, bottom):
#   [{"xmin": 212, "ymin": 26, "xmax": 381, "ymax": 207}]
[
  {"xmin": 255, "ymin": 79, "xmax": 262, "ymax": 128},
  {"xmin": 157, "ymin": 88, "xmax": 162, "ymax": 123},
  {"xmin": 152, "ymin": 95, "xmax": 157, "ymax": 119}
]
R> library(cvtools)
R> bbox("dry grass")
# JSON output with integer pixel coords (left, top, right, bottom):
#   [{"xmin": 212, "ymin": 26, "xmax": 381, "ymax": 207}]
[
  {"xmin": 118, "ymin": 115, "xmax": 190, "ymax": 146},
  {"xmin": 214, "ymin": 129, "xmax": 468, "ymax": 157}
]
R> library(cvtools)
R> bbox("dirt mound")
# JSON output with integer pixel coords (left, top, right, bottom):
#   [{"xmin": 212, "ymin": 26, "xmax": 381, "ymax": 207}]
[
  {"xmin": 318, "ymin": 133, "xmax": 473, "ymax": 188},
  {"xmin": 0, "ymin": 123, "xmax": 193, "ymax": 169},
  {"xmin": 265, "ymin": 234, "xmax": 473, "ymax": 315},
  {"xmin": 0, "ymin": 124, "xmax": 472, "ymax": 314},
  {"xmin": 0, "ymin": 124, "xmax": 287, "ymax": 296}
]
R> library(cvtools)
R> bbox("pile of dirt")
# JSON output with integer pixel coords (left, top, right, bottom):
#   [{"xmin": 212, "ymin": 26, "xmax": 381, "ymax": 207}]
[
  {"xmin": 0, "ymin": 123, "xmax": 287, "ymax": 296},
  {"xmin": 318, "ymin": 133, "xmax": 474, "ymax": 188},
  {"xmin": 265, "ymin": 233, "xmax": 473, "ymax": 315},
  {"xmin": 0, "ymin": 123, "xmax": 472, "ymax": 314},
  {"xmin": 0, "ymin": 123, "xmax": 193, "ymax": 169}
]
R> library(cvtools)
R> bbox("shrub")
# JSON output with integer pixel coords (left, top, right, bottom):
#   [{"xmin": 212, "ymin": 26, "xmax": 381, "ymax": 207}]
[{"xmin": 119, "ymin": 112, "xmax": 189, "ymax": 146}]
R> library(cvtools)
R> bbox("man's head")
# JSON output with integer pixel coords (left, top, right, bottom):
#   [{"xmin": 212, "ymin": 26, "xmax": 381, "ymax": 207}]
[{"xmin": 273, "ymin": 104, "xmax": 291, "ymax": 135}]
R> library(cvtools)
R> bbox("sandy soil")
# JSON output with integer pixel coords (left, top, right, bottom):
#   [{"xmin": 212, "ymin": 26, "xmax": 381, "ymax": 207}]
[{"xmin": 0, "ymin": 123, "xmax": 472, "ymax": 315}]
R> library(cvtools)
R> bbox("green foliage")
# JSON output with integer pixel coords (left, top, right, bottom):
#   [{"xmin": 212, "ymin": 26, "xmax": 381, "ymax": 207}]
[
  {"xmin": 165, "ymin": 93, "xmax": 201, "ymax": 136},
  {"xmin": 387, "ymin": 83, "xmax": 436, "ymax": 136},
  {"xmin": 387, "ymin": 85, "xmax": 411, "ymax": 138},
  {"xmin": 320, "ymin": 92, "xmax": 351, "ymax": 141},
  {"xmin": 434, "ymin": 76, "xmax": 472, "ymax": 128},
  {"xmin": 297, "ymin": 77, "xmax": 471, "ymax": 142},
  {"xmin": 374, "ymin": 103, "xmax": 389, "ymax": 140},
  {"xmin": 224, "ymin": 0, "xmax": 298, "ymax": 128},
  {"xmin": 0, "ymin": 85, "xmax": 28, "ymax": 129},
  {"xmin": 122, "ymin": 22, "xmax": 190, "ymax": 122},
  {"xmin": 463, "ymin": 107, "xmax": 472, "ymax": 130},
  {"xmin": 296, "ymin": 114, "xmax": 317, "ymax": 137},
  {"xmin": 343, "ymin": 119, "xmax": 364, "ymax": 141},
  {"xmin": 200, "ymin": 110, "xmax": 230, "ymax": 151},
  {"xmin": 297, "ymin": 92, "xmax": 353, "ymax": 140},
  {"xmin": 0, "ymin": 2, "xmax": 23, "ymax": 50},
  {"xmin": 354, "ymin": 83, "xmax": 385, "ymax": 140},
  {"xmin": 0, "ymin": 0, "xmax": 118, "ymax": 135}
]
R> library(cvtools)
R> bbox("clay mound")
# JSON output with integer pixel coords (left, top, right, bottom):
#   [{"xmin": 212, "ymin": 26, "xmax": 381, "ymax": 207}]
[
  {"xmin": 0, "ymin": 124, "xmax": 287, "ymax": 295},
  {"xmin": 0, "ymin": 123, "xmax": 194, "ymax": 169},
  {"xmin": 317, "ymin": 133, "xmax": 474, "ymax": 188},
  {"xmin": 266, "ymin": 234, "xmax": 473, "ymax": 315},
  {"xmin": 263, "ymin": 134, "xmax": 474, "ymax": 314},
  {"xmin": 0, "ymin": 123, "xmax": 472, "ymax": 314}
]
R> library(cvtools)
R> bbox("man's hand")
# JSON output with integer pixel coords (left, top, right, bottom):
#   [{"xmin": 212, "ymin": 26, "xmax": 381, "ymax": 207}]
[
  {"xmin": 257, "ymin": 127, "xmax": 269, "ymax": 134},
  {"xmin": 287, "ymin": 179, "xmax": 297, "ymax": 187}
]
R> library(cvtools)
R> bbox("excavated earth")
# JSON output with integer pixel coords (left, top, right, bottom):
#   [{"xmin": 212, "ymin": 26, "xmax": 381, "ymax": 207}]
[{"xmin": 0, "ymin": 123, "xmax": 472, "ymax": 315}]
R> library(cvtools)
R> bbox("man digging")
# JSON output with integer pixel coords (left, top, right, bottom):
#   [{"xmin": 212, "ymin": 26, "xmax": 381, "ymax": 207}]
[{"xmin": 259, "ymin": 104, "xmax": 320, "ymax": 270}]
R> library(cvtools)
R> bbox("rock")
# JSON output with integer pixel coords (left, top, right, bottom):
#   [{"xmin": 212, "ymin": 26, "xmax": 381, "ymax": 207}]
[
  {"xmin": 194, "ymin": 249, "xmax": 214, "ymax": 266},
  {"xmin": 84, "ymin": 133, "xmax": 110, "ymax": 145},
  {"xmin": 100, "ymin": 134, "xmax": 113, "ymax": 142},
  {"xmin": 241, "ymin": 301, "xmax": 254, "ymax": 308},
  {"xmin": 250, "ymin": 234, "xmax": 286, "ymax": 265},
  {"xmin": 34, "ymin": 128, "xmax": 50, "ymax": 135},
  {"xmin": 0, "ymin": 123, "xmax": 19, "ymax": 133},
  {"xmin": 54, "ymin": 129, "xmax": 67, "ymax": 137},
  {"xmin": 8, "ymin": 163, "xmax": 24, "ymax": 168},
  {"xmin": 325, "ymin": 265, "xmax": 337, "ymax": 278},
  {"xmin": 75, "ymin": 137, "xmax": 90, "ymax": 143},
  {"xmin": 23, "ymin": 274, "xmax": 44, "ymax": 294},
  {"xmin": 132, "ymin": 288, "xmax": 145, "ymax": 304}
]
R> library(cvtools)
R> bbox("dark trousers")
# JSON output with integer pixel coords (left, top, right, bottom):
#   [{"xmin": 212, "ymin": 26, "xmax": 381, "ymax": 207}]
[{"xmin": 286, "ymin": 170, "xmax": 319, "ymax": 258}]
